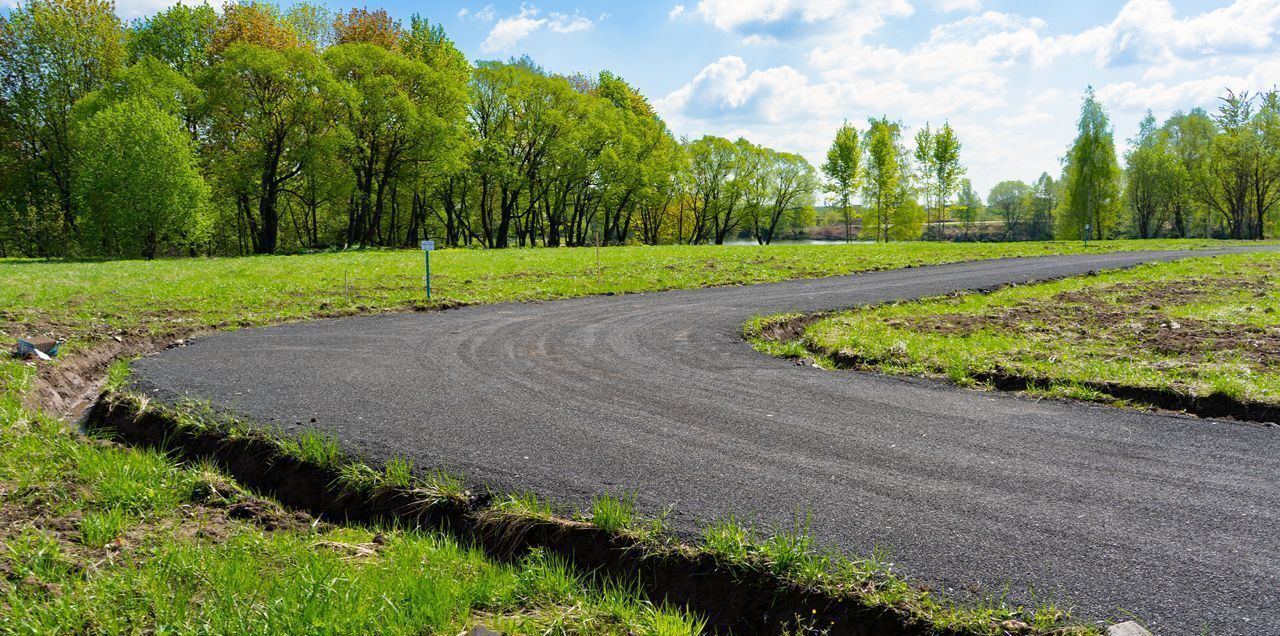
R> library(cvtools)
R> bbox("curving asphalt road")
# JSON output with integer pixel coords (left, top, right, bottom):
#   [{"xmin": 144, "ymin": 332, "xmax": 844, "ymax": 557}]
[{"xmin": 132, "ymin": 248, "xmax": 1280, "ymax": 635}]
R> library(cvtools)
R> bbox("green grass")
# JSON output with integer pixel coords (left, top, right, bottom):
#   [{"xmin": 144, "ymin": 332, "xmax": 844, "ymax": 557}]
[
  {"xmin": 779, "ymin": 251, "xmax": 1280, "ymax": 411},
  {"xmin": 0, "ymin": 393, "xmax": 706, "ymax": 635},
  {"xmin": 0, "ymin": 240, "xmax": 1255, "ymax": 351}
]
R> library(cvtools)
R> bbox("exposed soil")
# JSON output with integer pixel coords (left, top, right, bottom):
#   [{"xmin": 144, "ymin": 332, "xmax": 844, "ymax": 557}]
[{"xmin": 896, "ymin": 275, "xmax": 1280, "ymax": 367}]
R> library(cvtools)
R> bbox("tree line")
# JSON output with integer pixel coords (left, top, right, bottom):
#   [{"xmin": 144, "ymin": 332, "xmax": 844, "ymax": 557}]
[
  {"xmin": 2, "ymin": 0, "xmax": 1276, "ymax": 259},
  {"xmin": 0, "ymin": 0, "xmax": 820, "ymax": 258},
  {"xmin": 939, "ymin": 87, "xmax": 1280, "ymax": 243}
]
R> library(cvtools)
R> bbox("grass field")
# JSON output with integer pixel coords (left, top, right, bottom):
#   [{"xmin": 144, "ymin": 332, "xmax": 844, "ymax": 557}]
[
  {"xmin": 0, "ymin": 239, "xmax": 1251, "ymax": 352},
  {"xmin": 1, "ymin": 240, "xmax": 1262, "ymax": 635},
  {"xmin": 781, "ymin": 251, "xmax": 1280, "ymax": 412}
]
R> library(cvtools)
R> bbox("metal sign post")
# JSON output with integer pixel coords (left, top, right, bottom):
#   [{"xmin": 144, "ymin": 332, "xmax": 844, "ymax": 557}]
[
  {"xmin": 1084, "ymin": 223, "xmax": 1091, "ymax": 248},
  {"xmin": 420, "ymin": 240, "xmax": 435, "ymax": 300}
]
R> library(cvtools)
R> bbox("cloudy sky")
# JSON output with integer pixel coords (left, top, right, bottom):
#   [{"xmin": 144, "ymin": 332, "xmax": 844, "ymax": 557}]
[{"xmin": 23, "ymin": 0, "xmax": 1280, "ymax": 196}]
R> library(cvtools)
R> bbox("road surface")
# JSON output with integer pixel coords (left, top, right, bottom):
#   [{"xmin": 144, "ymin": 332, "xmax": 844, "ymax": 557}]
[{"xmin": 132, "ymin": 248, "xmax": 1280, "ymax": 635}]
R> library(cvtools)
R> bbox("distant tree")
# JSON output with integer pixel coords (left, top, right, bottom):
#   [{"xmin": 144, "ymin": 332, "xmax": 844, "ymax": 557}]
[
  {"xmin": 1162, "ymin": 108, "xmax": 1215, "ymax": 237},
  {"xmin": 955, "ymin": 178, "xmax": 982, "ymax": 241},
  {"xmin": 913, "ymin": 123, "xmax": 936, "ymax": 237},
  {"xmin": 1059, "ymin": 86, "xmax": 1122, "ymax": 240},
  {"xmin": 988, "ymin": 180, "xmax": 1031, "ymax": 240},
  {"xmin": 1253, "ymin": 90, "xmax": 1280, "ymax": 238},
  {"xmin": 1124, "ymin": 111, "xmax": 1180, "ymax": 238},
  {"xmin": 73, "ymin": 98, "xmax": 209, "ymax": 258},
  {"xmin": 863, "ymin": 117, "xmax": 904, "ymax": 242},
  {"xmin": 931, "ymin": 122, "xmax": 964, "ymax": 238},
  {"xmin": 1028, "ymin": 172, "xmax": 1057, "ymax": 240},
  {"xmin": 751, "ymin": 150, "xmax": 818, "ymax": 244},
  {"xmin": 821, "ymin": 121, "xmax": 862, "ymax": 243}
]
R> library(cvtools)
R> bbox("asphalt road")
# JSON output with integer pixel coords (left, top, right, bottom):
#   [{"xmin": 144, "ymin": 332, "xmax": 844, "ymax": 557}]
[{"xmin": 132, "ymin": 248, "xmax": 1280, "ymax": 635}]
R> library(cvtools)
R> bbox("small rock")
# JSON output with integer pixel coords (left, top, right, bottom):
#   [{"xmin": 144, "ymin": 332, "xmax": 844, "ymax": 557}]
[{"xmin": 1106, "ymin": 621, "xmax": 1154, "ymax": 636}]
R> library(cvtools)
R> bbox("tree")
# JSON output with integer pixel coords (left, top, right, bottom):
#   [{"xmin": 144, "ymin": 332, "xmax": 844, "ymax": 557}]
[
  {"xmin": 1247, "ymin": 90, "xmax": 1280, "ymax": 239},
  {"xmin": 1163, "ymin": 108, "xmax": 1215, "ymax": 237},
  {"xmin": 285, "ymin": 2, "xmax": 335, "ymax": 50},
  {"xmin": 751, "ymin": 150, "xmax": 818, "ymax": 244},
  {"xmin": 1124, "ymin": 111, "xmax": 1179, "ymax": 238},
  {"xmin": 821, "ymin": 121, "xmax": 862, "ymax": 243},
  {"xmin": 931, "ymin": 122, "xmax": 964, "ymax": 239},
  {"xmin": 989, "ymin": 180, "xmax": 1031, "ymax": 240},
  {"xmin": 913, "ymin": 123, "xmax": 936, "ymax": 237},
  {"xmin": 126, "ymin": 2, "xmax": 216, "ymax": 76},
  {"xmin": 955, "ymin": 178, "xmax": 981, "ymax": 241},
  {"xmin": 685, "ymin": 135, "xmax": 737, "ymax": 244},
  {"xmin": 1028, "ymin": 172, "xmax": 1057, "ymax": 240},
  {"xmin": 1202, "ymin": 90, "xmax": 1255, "ymax": 239},
  {"xmin": 325, "ymin": 42, "xmax": 467, "ymax": 247},
  {"xmin": 1059, "ymin": 87, "xmax": 1122, "ymax": 240},
  {"xmin": 210, "ymin": 1, "xmax": 299, "ymax": 56},
  {"xmin": 0, "ymin": 0, "xmax": 124, "ymax": 249},
  {"xmin": 332, "ymin": 7, "xmax": 401, "ymax": 49},
  {"xmin": 862, "ymin": 117, "xmax": 904, "ymax": 242},
  {"xmin": 201, "ymin": 43, "xmax": 340, "ymax": 253},
  {"xmin": 73, "ymin": 98, "xmax": 209, "ymax": 258}
]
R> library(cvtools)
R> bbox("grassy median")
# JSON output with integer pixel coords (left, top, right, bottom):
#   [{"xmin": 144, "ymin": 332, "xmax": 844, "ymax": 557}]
[{"xmin": 769, "ymin": 251, "xmax": 1280, "ymax": 416}]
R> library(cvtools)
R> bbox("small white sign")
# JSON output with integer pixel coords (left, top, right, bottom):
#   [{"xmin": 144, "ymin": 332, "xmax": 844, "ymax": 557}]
[{"xmin": 420, "ymin": 240, "xmax": 435, "ymax": 251}]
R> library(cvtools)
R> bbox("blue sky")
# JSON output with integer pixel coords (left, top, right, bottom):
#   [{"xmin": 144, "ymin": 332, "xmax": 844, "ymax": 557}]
[{"xmin": 20, "ymin": 0, "xmax": 1280, "ymax": 197}]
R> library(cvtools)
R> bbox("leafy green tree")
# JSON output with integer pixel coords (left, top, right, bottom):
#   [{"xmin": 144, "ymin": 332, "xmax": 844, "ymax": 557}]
[
  {"xmin": 930, "ymin": 122, "xmax": 964, "ymax": 237},
  {"xmin": 1247, "ymin": 90, "xmax": 1280, "ymax": 238},
  {"xmin": 989, "ymin": 180, "xmax": 1031, "ymax": 240},
  {"xmin": 285, "ymin": 2, "xmax": 335, "ymax": 51},
  {"xmin": 685, "ymin": 135, "xmax": 738, "ymax": 244},
  {"xmin": 1162, "ymin": 108, "xmax": 1215, "ymax": 237},
  {"xmin": 73, "ymin": 98, "xmax": 209, "ymax": 258},
  {"xmin": 913, "ymin": 123, "xmax": 936, "ymax": 237},
  {"xmin": 201, "ymin": 43, "xmax": 341, "ymax": 253},
  {"xmin": 126, "ymin": 2, "xmax": 216, "ymax": 76},
  {"xmin": 325, "ymin": 42, "xmax": 467, "ymax": 247},
  {"xmin": 862, "ymin": 117, "xmax": 904, "ymax": 242},
  {"xmin": 1028, "ymin": 172, "xmax": 1057, "ymax": 240},
  {"xmin": 821, "ymin": 121, "xmax": 862, "ymax": 243},
  {"xmin": 1124, "ymin": 111, "xmax": 1180, "ymax": 238},
  {"xmin": 1058, "ymin": 87, "xmax": 1122, "ymax": 240},
  {"xmin": 0, "ymin": 0, "xmax": 124, "ymax": 247}
]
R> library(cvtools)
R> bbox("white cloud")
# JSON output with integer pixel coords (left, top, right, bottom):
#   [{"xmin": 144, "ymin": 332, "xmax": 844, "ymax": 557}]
[
  {"xmin": 659, "ymin": 0, "xmax": 1280, "ymax": 194},
  {"xmin": 669, "ymin": 4, "xmax": 686, "ymax": 20},
  {"xmin": 694, "ymin": 0, "xmax": 913, "ymax": 38},
  {"xmin": 459, "ymin": 5, "xmax": 498, "ymax": 21},
  {"xmin": 480, "ymin": 4, "xmax": 595, "ymax": 54},
  {"xmin": 934, "ymin": 0, "xmax": 980, "ymax": 12}
]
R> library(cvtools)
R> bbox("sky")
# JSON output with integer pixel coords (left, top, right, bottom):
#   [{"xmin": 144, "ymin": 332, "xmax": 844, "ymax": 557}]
[{"xmin": 12, "ymin": 0, "xmax": 1280, "ymax": 197}]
